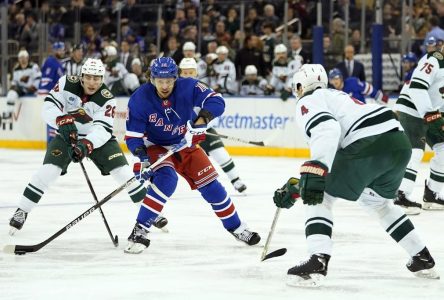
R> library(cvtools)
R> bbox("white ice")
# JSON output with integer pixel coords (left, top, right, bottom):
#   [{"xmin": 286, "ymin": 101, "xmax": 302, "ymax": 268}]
[{"xmin": 0, "ymin": 149, "xmax": 443, "ymax": 300}]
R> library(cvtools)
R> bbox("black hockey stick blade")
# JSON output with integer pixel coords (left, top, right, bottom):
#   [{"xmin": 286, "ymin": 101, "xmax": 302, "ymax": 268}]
[
  {"xmin": 249, "ymin": 141, "xmax": 265, "ymax": 146},
  {"xmin": 113, "ymin": 235, "xmax": 119, "ymax": 247},
  {"xmin": 261, "ymin": 248, "xmax": 287, "ymax": 261}
]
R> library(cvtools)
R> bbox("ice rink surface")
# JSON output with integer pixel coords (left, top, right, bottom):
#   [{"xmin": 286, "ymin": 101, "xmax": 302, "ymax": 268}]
[{"xmin": 0, "ymin": 149, "xmax": 443, "ymax": 300}]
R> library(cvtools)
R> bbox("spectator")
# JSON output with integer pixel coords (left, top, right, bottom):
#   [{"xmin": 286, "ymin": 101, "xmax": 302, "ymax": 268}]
[
  {"xmin": 225, "ymin": 7, "xmax": 240, "ymax": 36},
  {"xmin": 331, "ymin": 17, "xmax": 346, "ymax": 57},
  {"xmin": 81, "ymin": 23, "xmax": 102, "ymax": 56},
  {"xmin": 240, "ymin": 65, "xmax": 268, "ymax": 96},
  {"xmin": 186, "ymin": 6, "xmax": 199, "ymax": 27},
  {"xmin": 38, "ymin": 42, "xmax": 65, "ymax": 95},
  {"xmin": 323, "ymin": 35, "xmax": 338, "ymax": 72},
  {"xmin": 100, "ymin": 12, "xmax": 117, "ymax": 40},
  {"xmin": 211, "ymin": 46, "xmax": 237, "ymax": 95},
  {"xmin": 288, "ymin": 34, "xmax": 311, "ymax": 64},
  {"xmin": 3, "ymin": 50, "xmax": 41, "ymax": 120},
  {"xmin": 424, "ymin": 16, "xmax": 444, "ymax": 46},
  {"xmin": 263, "ymin": 4, "xmax": 280, "ymax": 29},
  {"xmin": 350, "ymin": 29, "xmax": 362, "ymax": 53},
  {"xmin": 120, "ymin": 40, "xmax": 134, "ymax": 72},
  {"xmin": 131, "ymin": 58, "xmax": 147, "ymax": 85},
  {"xmin": 164, "ymin": 36, "xmax": 183, "ymax": 65},
  {"xmin": 244, "ymin": 8, "xmax": 262, "ymax": 35},
  {"xmin": 235, "ymin": 34, "xmax": 265, "ymax": 78},
  {"xmin": 261, "ymin": 22, "xmax": 276, "ymax": 74},
  {"xmin": 63, "ymin": 44, "xmax": 84, "ymax": 76},
  {"xmin": 13, "ymin": 12, "xmax": 26, "ymax": 42},
  {"xmin": 183, "ymin": 25, "xmax": 198, "ymax": 44},
  {"xmin": 335, "ymin": 45, "xmax": 366, "ymax": 81},
  {"xmin": 121, "ymin": 0, "xmax": 143, "ymax": 31},
  {"xmin": 215, "ymin": 21, "xmax": 231, "ymax": 46},
  {"xmin": 18, "ymin": 12, "xmax": 39, "ymax": 54}
]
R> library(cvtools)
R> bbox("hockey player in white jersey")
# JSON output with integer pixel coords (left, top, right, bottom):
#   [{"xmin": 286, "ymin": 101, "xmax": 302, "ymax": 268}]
[
  {"xmin": 179, "ymin": 58, "xmax": 247, "ymax": 193},
  {"xmin": 8, "ymin": 58, "xmax": 165, "ymax": 235},
  {"xmin": 273, "ymin": 64, "xmax": 438, "ymax": 286},
  {"xmin": 182, "ymin": 41, "xmax": 208, "ymax": 83},
  {"xmin": 3, "ymin": 50, "xmax": 41, "ymax": 120},
  {"xmin": 394, "ymin": 49, "xmax": 444, "ymax": 213},
  {"xmin": 103, "ymin": 45, "xmax": 140, "ymax": 95},
  {"xmin": 239, "ymin": 65, "xmax": 268, "ymax": 96},
  {"xmin": 211, "ymin": 46, "xmax": 237, "ymax": 95}
]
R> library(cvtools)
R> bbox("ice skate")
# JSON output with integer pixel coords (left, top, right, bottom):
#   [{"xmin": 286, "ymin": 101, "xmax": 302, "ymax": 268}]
[
  {"xmin": 229, "ymin": 222, "xmax": 260, "ymax": 245},
  {"xmin": 423, "ymin": 181, "xmax": 444, "ymax": 210},
  {"xmin": 287, "ymin": 253, "xmax": 330, "ymax": 287},
  {"xmin": 394, "ymin": 190, "xmax": 422, "ymax": 215},
  {"xmin": 153, "ymin": 215, "xmax": 169, "ymax": 232},
  {"xmin": 124, "ymin": 223, "xmax": 150, "ymax": 254},
  {"xmin": 9, "ymin": 208, "xmax": 28, "ymax": 236},
  {"xmin": 407, "ymin": 247, "xmax": 440, "ymax": 279},
  {"xmin": 232, "ymin": 178, "xmax": 247, "ymax": 193}
]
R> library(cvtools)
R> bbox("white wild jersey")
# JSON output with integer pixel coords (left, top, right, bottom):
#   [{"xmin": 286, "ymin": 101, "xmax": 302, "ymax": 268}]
[
  {"xmin": 269, "ymin": 58, "xmax": 301, "ymax": 90},
  {"xmin": 394, "ymin": 51, "xmax": 444, "ymax": 118},
  {"xmin": 212, "ymin": 58, "xmax": 237, "ymax": 94},
  {"xmin": 239, "ymin": 77, "xmax": 268, "ymax": 96},
  {"xmin": 11, "ymin": 62, "xmax": 41, "ymax": 91},
  {"xmin": 296, "ymin": 88, "xmax": 402, "ymax": 169},
  {"xmin": 105, "ymin": 61, "xmax": 128, "ymax": 87},
  {"xmin": 42, "ymin": 75, "xmax": 116, "ymax": 149}
]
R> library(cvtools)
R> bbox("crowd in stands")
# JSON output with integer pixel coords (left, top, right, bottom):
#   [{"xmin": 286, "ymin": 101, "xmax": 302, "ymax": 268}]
[{"xmin": 4, "ymin": 0, "xmax": 444, "ymax": 100}]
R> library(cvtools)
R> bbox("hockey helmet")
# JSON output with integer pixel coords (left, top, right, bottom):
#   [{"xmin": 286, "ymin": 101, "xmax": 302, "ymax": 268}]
[
  {"xmin": 81, "ymin": 58, "xmax": 106, "ymax": 77},
  {"xmin": 18, "ymin": 50, "xmax": 29, "ymax": 58},
  {"xmin": 402, "ymin": 52, "xmax": 418, "ymax": 64},
  {"xmin": 179, "ymin": 58, "xmax": 197, "ymax": 70},
  {"xmin": 292, "ymin": 64, "xmax": 328, "ymax": 99},
  {"xmin": 245, "ymin": 65, "xmax": 258, "ymax": 75},
  {"xmin": 104, "ymin": 45, "xmax": 118, "ymax": 57},
  {"xmin": 274, "ymin": 44, "xmax": 287, "ymax": 54},
  {"xmin": 328, "ymin": 68, "xmax": 343, "ymax": 80},
  {"xmin": 52, "ymin": 41, "xmax": 65, "ymax": 51},
  {"xmin": 216, "ymin": 46, "xmax": 229, "ymax": 54},
  {"xmin": 183, "ymin": 41, "xmax": 196, "ymax": 51},
  {"xmin": 150, "ymin": 57, "xmax": 178, "ymax": 79}
]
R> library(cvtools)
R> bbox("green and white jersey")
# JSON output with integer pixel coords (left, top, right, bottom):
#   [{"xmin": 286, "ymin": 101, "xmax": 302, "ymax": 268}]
[
  {"xmin": 11, "ymin": 62, "xmax": 41, "ymax": 91},
  {"xmin": 394, "ymin": 51, "xmax": 444, "ymax": 118},
  {"xmin": 296, "ymin": 88, "xmax": 402, "ymax": 169},
  {"xmin": 43, "ymin": 75, "xmax": 116, "ymax": 149}
]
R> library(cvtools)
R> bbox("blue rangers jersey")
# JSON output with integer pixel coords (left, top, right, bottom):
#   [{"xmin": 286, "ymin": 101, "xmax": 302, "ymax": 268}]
[
  {"xmin": 125, "ymin": 78, "xmax": 225, "ymax": 152},
  {"xmin": 342, "ymin": 77, "xmax": 380, "ymax": 103},
  {"xmin": 38, "ymin": 55, "xmax": 65, "ymax": 94}
]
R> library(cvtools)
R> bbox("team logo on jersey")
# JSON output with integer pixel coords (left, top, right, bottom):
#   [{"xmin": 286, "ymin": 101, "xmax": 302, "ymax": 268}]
[
  {"xmin": 67, "ymin": 75, "xmax": 79, "ymax": 83},
  {"xmin": 51, "ymin": 149, "xmax": 62, "ymax": 157},
  {"xmin": 300, "ymin": 105, "xmax": 309, "ymax": 115},
  {"xmin": 101, "ymin": 89, "xmax": 113, "ymax": 99},
  {"xmin": 433, "ymin": 52, "xmax": 443, "ymax": 60}
]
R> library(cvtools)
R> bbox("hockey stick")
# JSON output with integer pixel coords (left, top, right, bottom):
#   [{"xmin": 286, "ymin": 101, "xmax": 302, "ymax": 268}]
[
  {"xmin": 206, "ymin": 132, "xmax": 265, "ymax": 146},
  {"xmin": 261, "ymin": 207, "xmax": 287, "ymax": 261},
  {"xmin": 79, "ymin": 161, "xmax": 119, "ymax": 247},
  {"xmin": 3, "ymin": 141, "xmax": 185, "ymax": 255}
]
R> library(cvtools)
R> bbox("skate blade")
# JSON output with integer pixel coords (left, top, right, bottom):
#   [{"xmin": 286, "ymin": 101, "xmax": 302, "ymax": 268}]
[
  {"xmin": 159, "ymin": 227, "xmax": 169, "ymax": 233},
  {"xmin": 413, "ymin": 267, "xmax": 440, "ymax": 279},
  {"xmin": 8, "ymin": 227, "xmax": 18, "ymax": 236},
  {"xmin": 124, "ymin": 242, "xmax": 147, "ymax": 254},
  {"xmin": 403, "ymin": 207, "xmax": 422, "ymax": 215},
  {"xmin": 422, "ymin": 202, "xmax": 444, "ymax": 210},
  {"xmin": 286, "ymin": 273, "xmax": 325, "ymax": 287}
]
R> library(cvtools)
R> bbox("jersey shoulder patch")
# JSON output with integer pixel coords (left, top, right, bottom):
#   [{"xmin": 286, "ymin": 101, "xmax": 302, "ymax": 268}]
[
  {"xmin": 90, "ymin": 86, "xmax": 114, "ymax": 106},
  {"xmin": 433, "ymin": 52, "xmax": 444, "ymax": 60},
  {"xmin": 101, "ymin": 88, "xmax": 113, "ymax": 99},
  {"xmin": 67, "ymin": 75, "xmax": 80, "ymax": 83}
]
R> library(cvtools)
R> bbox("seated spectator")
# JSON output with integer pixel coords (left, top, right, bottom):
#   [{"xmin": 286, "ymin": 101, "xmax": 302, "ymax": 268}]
[
  {"xmin": 240, "ymin": 65, "xmax": 268, "ymax": 96},
  {"xmin": 288, "ymin": 34, "xmax": 311, "ymax": 64},
  {"xmin": 131, "ymin": 58, "xmax": 147, "ymax": 85},
  {"xmin": 235, "ymin": 34, "xmax": 265, "ymax": 78},
  {"xmin": 225, "ymin": 7, "xmax": 240, "ymax": 36},
  {"xmin": 120, "ymin": 40, "xmax": 134, "ymax": 72},
  {"xmin": 244, "ymin": 7, "xmax": 262, "ymax": 35},
  {"xmin": 164, "ymin": 36, "xmax": 183, "ymax": 65},
  {"xmin": 328, "ymin": 68, "xmax": 387, "ymax": 105},
  {"xmin": 18, "ymin": 12, "xmax": 38, "ymax": 54},
  {"xmin": 335, "ymin": 45, "xmax": 366, "ymax": 81},
  {"xmin": 81, "ymin": 23, "xmax": 102, "ymax": 56},
  {"xmin": 263, "ymin": 4, "xmax": 280, "ymax": 30},
  {"xmin": 215, "ymin": 21, "xmax": 231, "ymax": 46},
  {"xmin": 3, "ymin": 50, "xmax": 41, "ymax": 120},
  {"xmin": 210, "ymin": 46, "xmax": 237, "ymax": 95},
  {"xmin": 261, "ymin": 22, "xmax": 276, "ymax": 74},
  {"xmin": 63, "ymin": 44, "xmax": 84, "ymax": 76}
]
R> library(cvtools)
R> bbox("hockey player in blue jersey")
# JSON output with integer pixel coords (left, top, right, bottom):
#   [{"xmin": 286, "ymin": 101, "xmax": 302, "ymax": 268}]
[
  {"xmin": 38, "ymin": 42, "xmax": 65, "ymax": 95},
  {"xmin": 124, "ymin": 57, "xmax": 261, "ymax": 254},
  {"xmin": 401, "ymin": 52, "xmax": 418, "ymax": 83},
  {"xmin": 328, "ymin": 68, "xmax": 388, "ymax": 105}
]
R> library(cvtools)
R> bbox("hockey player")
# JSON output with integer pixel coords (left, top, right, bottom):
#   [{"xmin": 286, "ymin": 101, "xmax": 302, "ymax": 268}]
[
  {"xmin": 328, "ymin": 68, "xmax": 388, "ymax": 104},
  {"xmin": 103, "ymin": 45, "xmax": 140, "ymax": 96},
  {"xmin": 266, "ymin": 44, "xmax": 301, "ymax": 101},
  {"xmin": 8, "ymin": 58, "xmax": 149, "ymax": 235},
  {"xmin": 124, "ymin": 57, "xmax": 260, "ymax": 254},
  {"xmin": 211, "ymin": 46, "xmax": 237, "ymax": 95},
  {"xmin": 3, "ymin": 49, "xmax": 41, "ymax": 120},
  {"xmin": 401, "ymin": 52, "xmax": 418, "ymax": 83},
  {"xmin": 38, "ymin": 42, "xmax": 65, "ymax": 95},
  {"xmin": 239, "ymin": 65, "xmax": 268, "ymax": 96},
  {"xmin": 179, "ymin": 57, "xmax": 247, "ymax": 193},
  {"xmin": 182, "ymin": 41, "xmax": 207, "ymax": 82},
  {"xmin": 273, "ymin": 64, "xmax": 438, "ymax": 286},
  {"xmin": 394, "ymin": 46, "xmax": 444, "ymax": 213}
]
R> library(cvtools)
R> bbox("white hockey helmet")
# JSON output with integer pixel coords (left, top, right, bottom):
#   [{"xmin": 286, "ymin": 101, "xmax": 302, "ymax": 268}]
[
  {"xmin": 274, "ymin": 44, "xmax": 287, "ymax": 54},
  {"xmin": 81, "ymin": 58, "xmax": 106, "ymax": 77},
  {"xmin": 104, "ymin": 45, "xmax": 118, "ymax": 57},
  {"xmin": 179, "ymin": 58, "xmax": 197, "ymax": 70},
  {"xmin": 291, "ymin": 64, "xmax": 328, "ymax": 99},
  {"xmin": 245, "ymin": 65, "xmax": 258, "ymax": 75},
  {"xmin": 216, "ymin": 45, "xmax": 229, "ymax": 54},
  {"xmin": 18, "ymin": 50, "xmax": 29, "ymax": 58},
  {"xmin": 183, "ymin": 41, "xmax": 196, "ymax": 51}
]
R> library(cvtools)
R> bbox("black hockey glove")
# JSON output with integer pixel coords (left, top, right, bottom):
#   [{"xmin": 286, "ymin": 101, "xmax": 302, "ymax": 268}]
[
  {"xmin": 56, "ymin": 114, "xmax": 78, "ymax": 144},
  {"xmin": 69, "ymin": 139, "xmax": 93, "ymax": 163},
  {"xmin": 273, "ymin": 177, "xmax": 300, "ymax": 209},
  {"xmin": 299, "ymin": 160, "xmax": 328, "ymax": 205},
  {"xmin": 425, "ymin": 112, "xmax": 444, "ymax": 139},
  {"xmin": 132, "ymin": 146, "xmax": 152, "ymax": 184}
]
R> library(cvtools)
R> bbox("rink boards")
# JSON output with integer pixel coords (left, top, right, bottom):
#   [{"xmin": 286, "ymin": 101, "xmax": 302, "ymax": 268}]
[{"xmin": 0, "ymin": 95, "xmax": 434, "ymax": 161}]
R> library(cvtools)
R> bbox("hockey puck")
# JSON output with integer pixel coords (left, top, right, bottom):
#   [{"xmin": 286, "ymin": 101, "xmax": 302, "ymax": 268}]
[{"xmin": 15, "ymin": 251, "xmax": 27, "ymax": 255}]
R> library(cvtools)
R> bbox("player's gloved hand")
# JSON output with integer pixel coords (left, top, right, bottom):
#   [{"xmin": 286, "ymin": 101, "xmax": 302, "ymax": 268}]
[
  {"xmin": 182, "ymin": 120, "xmax": 207, "ymax": 147},
  {"xmin": 375, "ymin": 91, "xmax": 389, "ymax": 105},
  {"xmin": 299, "ymin": 160, "xmax": 328, "ymax": 205},
  {"xmin": 425, "ymin": 111, "xmax": 444, "ymax": 139},
  {"xmin": 69, "ymin": 139, "xmax": 93, "ymax": 163},
  {"xmin": 56, "ymin": 114, "xmax": 78, "ymax": 144},
  {"xmin": 273, "ymin": 177, "xmax": 300, "ymax": 209},
  {"xmin": 132, "ymin": 146, "xmax": 152, "ymax": 184}
]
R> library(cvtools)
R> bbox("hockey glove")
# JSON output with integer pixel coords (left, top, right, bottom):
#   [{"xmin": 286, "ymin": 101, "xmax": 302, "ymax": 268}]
[
  {"xmin": 425, "ymin": 112, "xmax": 444, "ymax": 139},
  {"xmin": 56, "ymin": 114, "xmax": 78, "ymax": 144},
  {"xmin": 273, "ymin": 177, "xmax": 300, "ymax": 209},
  {"xmin": 69, "ymin": 139, "xmax": 93, "ymax": 163},
  {"xmin": 182, "ymin": 120, "xmax": 207, "ymax": 147},
  {"xmin": 132, "ymin": 146, "xmax": 152, "ymax": 184},
  {"xmin": 375, "ymin": 91, "xmax": 389, "ymax": 105},
  {"xmin": 299, "ymin": 160, "xmax": 328, "ymax": 205}
]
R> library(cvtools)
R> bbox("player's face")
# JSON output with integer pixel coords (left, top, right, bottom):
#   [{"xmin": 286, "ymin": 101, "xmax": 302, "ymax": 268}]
[
  {"xmin": 402, "ymin": 61, "xmax": 413, "ymax": 71},
  {"xmin": 180, "ymin": 68, "xmax": 198, "ymax": 79},
  {"xmin": 276, "ymin": 52, "xmax": 286, "ymax": 61},
  {"xmin": 153, "ymin": 77, "xmax": 176, "ymax": 98},
  {"xmin": 246, "ymin": 74, "xmax": 257, "ymax": 82},
  {"xmin": 82, "ymin": 74, "xmax": 103, "ymax": 95},
  {"xmin": 18, "ymin": 55, "xmax": 29, "ymax": 66},
  {"xmin": 183, "ymin": 50, "xmax": 195, "ymax": 58},
  {"xmin": 329, "ymin": 77, "xmax": 343, "ymax": 90}
]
